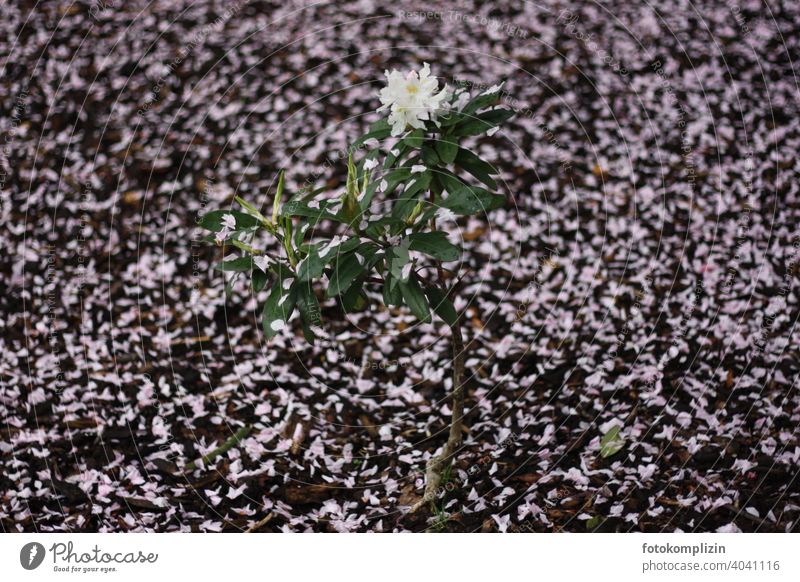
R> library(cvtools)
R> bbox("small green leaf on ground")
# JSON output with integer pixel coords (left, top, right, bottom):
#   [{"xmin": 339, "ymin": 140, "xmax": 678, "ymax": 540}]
[{"xmin": 600, "ymin": 425, "xmax": 625, "ymax": 458}]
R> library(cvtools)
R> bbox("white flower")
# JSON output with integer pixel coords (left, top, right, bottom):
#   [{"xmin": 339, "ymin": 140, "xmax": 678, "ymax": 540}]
[
  {"xmin": 378, "ymin": 63, "xmax": 448, "ymax": 136},
  {"xmin": 363, "ymin": 158, "xmax": 379, "ymax": 170}
]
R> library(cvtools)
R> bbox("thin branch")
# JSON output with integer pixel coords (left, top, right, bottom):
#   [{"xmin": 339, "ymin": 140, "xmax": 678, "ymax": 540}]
[
  {"xmin": 410, "ymin": 315, "xmax": 466, "ymax": 513},
  {"xmin": 245, "ymin": 512, "xmax": 274, "ymax": 533},
  {"xmin": 182, "ymin": 425, "xmax": 252, "ymax": 473}
]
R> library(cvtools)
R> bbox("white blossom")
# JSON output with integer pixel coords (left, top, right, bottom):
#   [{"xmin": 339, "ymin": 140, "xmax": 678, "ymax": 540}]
[{"xmin": 378, "ymin": 63, "xmax": 448, "ymax": 136}]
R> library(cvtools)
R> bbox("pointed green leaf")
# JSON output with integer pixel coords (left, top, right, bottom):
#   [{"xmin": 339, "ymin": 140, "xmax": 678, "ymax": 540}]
[
  {"xmin": 600, "ymin": 425, "xmax": 625, "ymax": 458},
  {"xmin": 454, "ymin": 148, "xmax": 498, "ymax": 189},
  {"xmin": 407, "ymin": 232, "xmax": 460, "ymax": 262},
  {"xmin": 262, "ymin": 277, "xmax": 297, "ymax": 339},
  {"xmin": 435, "ymin": 135, "xmax": 459, "ymax": 164},
  {"xmin": 404, "ymin": 128, "xmax": 424, "ymax": 149},
  {"xmin": 215, "ymin": 256, "xmax": 255, "ymax": 272},
  {"xmin": 326, "ymin": 253, "xmax": 364, "ymax": 298},
  {"xmin": 352, "ymin": 119, "xmax": 392, "ymax": 148},
  {"xmin": 424, "ymin": 286, "xmax": 458, "ymax": 325},
  {"xmin": 455, "ymin": 108, "xmax": 514, "ymax": 137},
  {"xmin": 442, "ymin": 186, "xmax": 505, "ymax": 216},
  {"xmin": 382, "ymin": 274, "xmax": 403, "ymax": 307},
  {"xmin": 399, "ymin": 274, "xmax": 431, "ymax": 323},
  {"xmin": 198, "ymin": 210, "xmax": 259, "ymax": 232}
]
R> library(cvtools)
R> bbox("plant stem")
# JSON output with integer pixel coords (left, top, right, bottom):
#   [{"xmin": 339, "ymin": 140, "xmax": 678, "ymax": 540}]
[{"xmin": 410, "ymin": 316, "xmax": 466, "ymax": 513}]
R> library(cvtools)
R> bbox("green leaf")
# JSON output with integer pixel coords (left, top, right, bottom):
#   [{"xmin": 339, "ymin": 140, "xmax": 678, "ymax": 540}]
[
  {"xmin": 434, "ymin": 170, "xmax": 466, "ymax": 194},
  {"xmin": 461, "ymin": 89, "xmax": 503, "ymax": 116},
  {"xmin": 235, "ymin": 196, "xmax": 269, "ymax": 225},
  {"xmin": 391, "ymin": 172, "xmax": 432, "ymax": 222},
  {"xmin": 296, "ymin": 281, "xmax": 321, "ymax": 343},
  {"xmin": 272, "ymin": 170, "xmax": 285, "ymax": 223},
  {"xmin": 599, "ymin": 425, "xmax": 625, "ymax": 458},
  {"xmin": 440, "ymin": 109, "xmax": 466, "ymax": 128},
  {"xmin": 340, "ymin": 278, "xmax": 367, "ymax": 312},
  {"xmin": 454, "ymin": 148, "xmax": 498, "ymax": 189},
  {"xmin": 352, "ymin": 119, "xmax": 392, "ymax": 148},
  {"xmin": 399, "ymin": 274, "xmax": 431, "ymax": 323},
  {"xmin": 407, "ymin": 232, "xmax": 460, "ymax": 262},
  {"xmin": 298, "ymin": 236, "xmax": 361, "ymax": 282},
  {"xmin": 198, "ymin": 210, "xmax": 259, "ymax": 232},
  {"xmin": 215, "ymin": 256, "xmax": 255, "ymax": 272},
  {"xmin": 262, "ymin": 277, "xmax": 297, "ymax": 339},
  {"xmin": 586, "ymin": 516, "xmax": 602, "ymax": 530},
  {"xmin": 455, "ymin": 108, "xmax": 515, "ymax": 137},
  {"xmin": 326, "ymin": 235, "xmax": 362, "ymax": 257},
  {"xmin": 384, "ymin": 141, "xmax": 411, "ymax": 170},
  {"xmin": 388, "ymin": 241, "xmax": 411, "ymax": 284},
  {"xmin": 435, "ymin": 135, "xmax": 459, "ymax": 164},
  {"xmin": 297, "ymin": 248, "xmax": 325, "ymax": 281},
  {"xmin": 294, "ymin": 219, "xmax": 310, "ymax": 248},
  {"xmin": 442, "ymin": 185, "xmax": 505, "ymax": 216},
  {"xmin": 424, "ymin": 286, "xmax": 458, "ymax": 325},
  {"xmin": 382, "ymin": 274, "xmax": 403, "ymax": 306},
  {"xmin": 404, "ymin": 128, "xmax": 424, "ymax": 149},
  {"xmin": 282, "ymin": 199, "xmax": 344, "ymax": 225},
  {"xmin": 421, "ymin": 146, "xmax": 440, "ymax": 166},
  {"xmin": 269, "ymin": 261, "xmax": 295, "ymax": 281},
  {"xmin": 361, "ymin": 168, "xmax": 412, "ymax": 210},
  {"xmin": 326, "ymin": 253, "xmax": 364, "ymax": 298},
  {"xmin": 252, "ymin": 269, "xmax": 268, "ymax": 292},
  {"xmin": 355, "ymin": 242, "xmax": 382, "ymax": 265}
]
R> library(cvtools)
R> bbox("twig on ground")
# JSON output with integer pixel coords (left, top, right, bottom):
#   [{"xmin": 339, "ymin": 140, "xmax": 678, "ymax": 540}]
[
  {"xmin": 245, "ymin": 512, "xmax": 274, "ymax": 533},
  {"xmin": 182, "ymin": 425, "xmax": 252, "ymax": 474}
]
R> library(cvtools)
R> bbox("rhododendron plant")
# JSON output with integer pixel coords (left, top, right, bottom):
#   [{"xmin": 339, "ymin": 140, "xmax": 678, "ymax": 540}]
[{"xmin": 199, "ymin": 64, "xmax": 514, "ymax": 512}]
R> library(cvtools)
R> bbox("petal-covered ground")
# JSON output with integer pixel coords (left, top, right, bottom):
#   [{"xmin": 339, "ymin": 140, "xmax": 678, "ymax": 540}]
[{"xmin": 1, "ymin": 1, "xmax": 799, "ymax": 532}]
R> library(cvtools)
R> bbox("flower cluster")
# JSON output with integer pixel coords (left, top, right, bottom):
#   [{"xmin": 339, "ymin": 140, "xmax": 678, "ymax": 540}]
[{"xmin": 378, "ymin": 62, "xmax": 449, "ymax": 136}]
